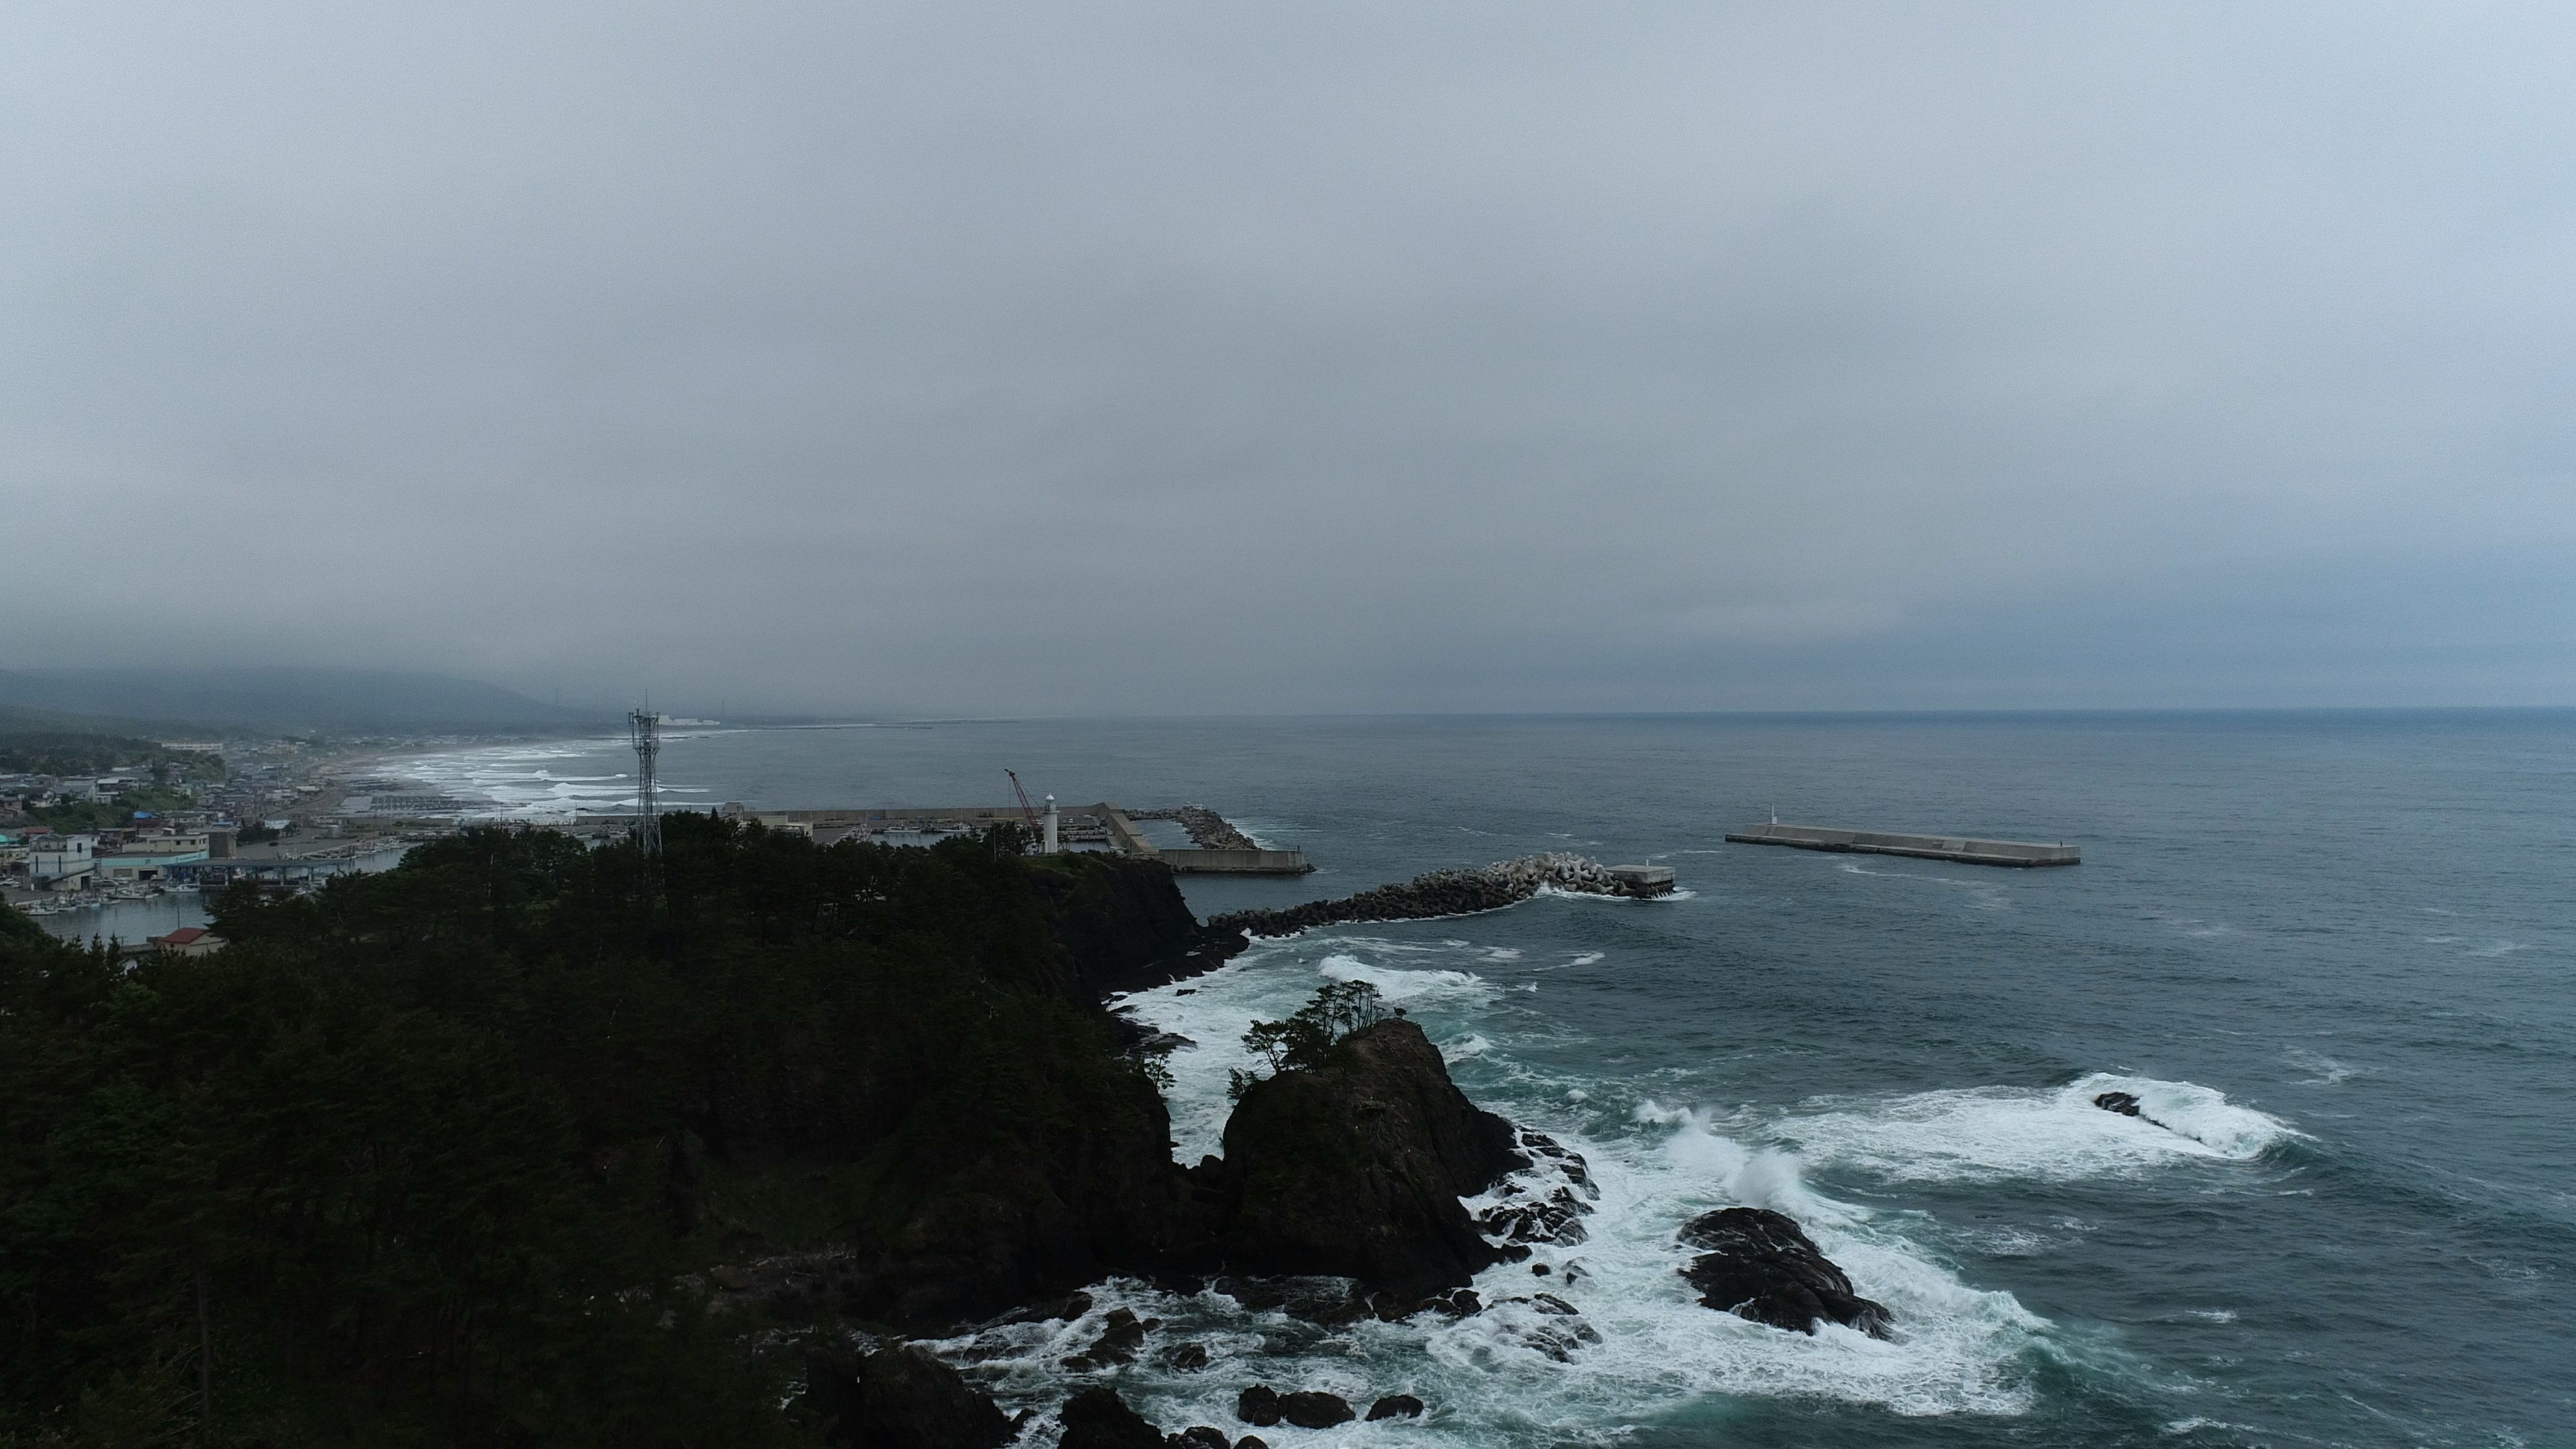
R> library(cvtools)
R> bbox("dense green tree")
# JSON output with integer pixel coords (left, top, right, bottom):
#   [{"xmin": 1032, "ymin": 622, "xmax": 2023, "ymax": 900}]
[{"xmin": 1, "ymin": 818, "xmax": 1176, "ymax": 1446}]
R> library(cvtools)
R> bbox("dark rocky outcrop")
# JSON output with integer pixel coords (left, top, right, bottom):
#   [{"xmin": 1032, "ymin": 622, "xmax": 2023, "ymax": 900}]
[
  {"xmin": 1024, "ymin": 853, "xmax": 1247, "ymax": 998},
  {"xmin": 1677, "ymin": 1208, "xmax": 1890, "ymax": 1338},
  {"xmin": 1366, "ymin": 1394, "xmax": 1426, "ymax": 1421},
  {"xmin": 806, "ymin": 1344, "xmax": 1012, "ymax": 1449},
  {"xmin": 835, "ymin": 1066, "xmax": 1217, "ymax": 1329},
  {"xmin": 2094, "ymin": 1090, "xmax": 2170, "ymax": 1129},
  {"xmin": 1279, "ymin": 1392, "xmax": 1355, "ymax": 1429},
  {"xmin": 1234, "ymin": 1385, "xmax": 1358, "ymax": 1430},
  {"xmin": 1487, "ymin": 1292, "xmax": 1603, "ymax": 1361},
  {"xmin": 1059, "ymin": 1385, "xmax": 1167, "ymax": 1449},
  {"xmin": 1073, "ymin": 1307, "xmax": 1150, "ymax": 1366},
  {"xmin": 1236, "ymin": 1386, "xmax": 1283, "ymax": 1427},
  {"xmin": 1172, "ymin": 1430, "xmax": 1232, "ymax": 1449},
  {"xmin": 1208, "ymin": 1019, "xmax": 1525, "ymax": 1302}
]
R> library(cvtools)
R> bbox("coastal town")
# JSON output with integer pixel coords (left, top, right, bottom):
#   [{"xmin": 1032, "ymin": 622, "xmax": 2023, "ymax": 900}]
[{"xmin": 0, "ymin": 734, "xmax": 469, "ymax": 934}]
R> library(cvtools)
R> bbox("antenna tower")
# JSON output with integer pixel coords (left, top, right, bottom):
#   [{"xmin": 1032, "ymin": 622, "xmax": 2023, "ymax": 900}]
[{"xmin": 629, "ymin": 708, "xmax": 663, "ymax": 855}]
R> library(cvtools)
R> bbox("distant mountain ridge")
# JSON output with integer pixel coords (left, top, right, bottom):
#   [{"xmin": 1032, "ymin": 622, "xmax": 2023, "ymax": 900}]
[{"xmin": 0, "ymin": 667, "xmax": 601, "ymax": 733}]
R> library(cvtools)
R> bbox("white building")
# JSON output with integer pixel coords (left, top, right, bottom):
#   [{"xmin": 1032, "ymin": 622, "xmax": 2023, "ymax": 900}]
[{"xmin": 30, "ymin": 834, "xmax": 96, "ymax": 890}]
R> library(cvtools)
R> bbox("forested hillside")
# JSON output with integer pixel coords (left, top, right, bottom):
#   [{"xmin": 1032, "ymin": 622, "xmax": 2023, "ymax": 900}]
[{"xmin": 0, "ymin": 818, "xmax": 1224, "ymax": 1447}]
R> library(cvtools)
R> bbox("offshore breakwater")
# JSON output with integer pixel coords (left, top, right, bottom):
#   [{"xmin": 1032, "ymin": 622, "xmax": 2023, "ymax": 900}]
[
  {"xmin": 1209, "ymin": 853, "xmax": 1673, "ymax": 938},
  {"xmin": 1725, "ymin": 821, "xmax": 2078, "ymax": 867}
]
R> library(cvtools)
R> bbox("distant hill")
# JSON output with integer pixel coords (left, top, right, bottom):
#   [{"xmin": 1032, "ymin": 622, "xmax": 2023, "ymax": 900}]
[{"xmin": 0, "ymin": 667, "xmax": 600, "ymax": 733}]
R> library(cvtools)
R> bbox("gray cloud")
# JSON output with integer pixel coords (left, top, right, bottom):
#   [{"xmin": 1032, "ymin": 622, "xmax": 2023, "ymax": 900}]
[{"xmin": 6, "ymin": 1, "xmax": 2572, "ymax": 712}]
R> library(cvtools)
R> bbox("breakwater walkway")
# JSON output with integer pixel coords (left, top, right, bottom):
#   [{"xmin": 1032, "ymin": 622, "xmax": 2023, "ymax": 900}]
[
  {"xmin": 1725, "ymin": 821, "xmax": 2079, "ymax": 867},
  {"xmin": 1108, "ymin": 804, "xmax": 1311, "ymax": 874},
  {"xmin": 1210, "ymin": 852, "xmax": 1675, "ymax": 938}
]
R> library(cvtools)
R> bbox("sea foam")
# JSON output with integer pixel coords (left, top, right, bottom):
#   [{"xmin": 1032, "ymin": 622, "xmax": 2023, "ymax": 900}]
[
  {"xmin": 1104, "ymin": 936, "xmax": 2055, "ymax": 1440},
  {"xmin": 1772, "ymin": 1073, "xmax": 2301, "ymax": 1184}
]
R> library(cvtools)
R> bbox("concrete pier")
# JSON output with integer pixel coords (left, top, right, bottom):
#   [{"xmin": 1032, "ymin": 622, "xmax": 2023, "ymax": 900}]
[
  {"xmin": 1725, "ymin": 822, "xmax": 2078, "ymax": 867},
  {"xmin": 704, "ymin": 800, "xmax": 1315, "ymax": 873},
  {"xmin": 1102, "ymin": 805, "xmax": 1313, "ymax": 874}
]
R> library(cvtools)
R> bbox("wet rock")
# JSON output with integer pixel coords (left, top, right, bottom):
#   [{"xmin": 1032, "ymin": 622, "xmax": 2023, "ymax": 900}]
[
  {"xmin": 2094, "ymin": 1091, "xmax": 2169, "ymax": 1129},
  {"xmin": 1161, "ymin": 1340, "xmax": 1211, "ymax": 1371},
  {"xmin": 1366, "ymin": 1395, "xmax": 1426, "ymax": 1421},
  {"xmin": 1073, "ymin": 1307, "xmax": 1148, "ymax": 1365},
  {"xmin": 805, "ymin": 1344, "xmax": 1012, "ymax": 1449},
  {"xmin": 1279, "ymin": 1392, "xmax": 1355, "ymax": 1429},
  {"xmin": 1213, "ymin": 1020, "xmax": 1525, "ymax": 1299},
  {"xmin": 1025, "ymin": 851, "xmax": 1246, "ymax": 998},
  {"xmin": 1171, "ymin": 1430, "xmax": 1231, "ymax": 1449},
  {"xmin": 1678, "ymin": 1208, "xmax": 1891, "ymax": 1338},
  {"xmin": 1237, "ymin": 1386, "xmax": 1282, "ymax": 1426},
  {"xmin": 1216, "ymin": 1275, "xmax": 1370, "ymax": 1325},
  {"xmin": 1479, "ymin": 1185, "xmax": 1592, "ymax": 1245},
  {"xmin": 1487, "ymin": 1297, "xmax": 1602, "ymax": 1362},
  {"xmin": 1059, "ymin": 1385, "xmax": 1166, "ymax": 1449},
  {"xmin": 1234, "ymin": 1440, "xmax": 1267, "ymax": 1449}
]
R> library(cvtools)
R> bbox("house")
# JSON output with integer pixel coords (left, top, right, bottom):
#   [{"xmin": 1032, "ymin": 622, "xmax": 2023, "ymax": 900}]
[{"xmin": 147, "ymin": 926, "xmax": 226, "ymax": 958}]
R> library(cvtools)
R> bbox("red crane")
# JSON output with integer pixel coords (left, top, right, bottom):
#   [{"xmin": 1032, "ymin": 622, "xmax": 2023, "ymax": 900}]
[{"xmin": 1006, "ymin": 769, "xmax": 1042, "ymax": 830}]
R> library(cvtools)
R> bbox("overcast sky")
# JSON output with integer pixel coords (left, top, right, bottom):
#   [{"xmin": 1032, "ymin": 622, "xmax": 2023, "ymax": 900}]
[{"xmin": 5, "ymin": 3, "xmax": 2572, "ymax": 714}]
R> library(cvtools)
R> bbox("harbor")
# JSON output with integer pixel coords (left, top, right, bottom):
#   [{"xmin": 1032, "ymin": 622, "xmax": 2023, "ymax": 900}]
[
  {"xmin": 715, "ymin": 800, "xmax": 1315, "ymax": 874},
  {"xmin": 1725, "ymin": 820, "xmax": 2080, "ymax": 867}
]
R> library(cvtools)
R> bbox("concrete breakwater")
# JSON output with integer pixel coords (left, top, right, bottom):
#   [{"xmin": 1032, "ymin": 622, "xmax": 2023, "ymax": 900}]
[
  {"xmin": 1724, "ymin": 821, "xmax": 2079, "ymax": 867},
  {"xmin": 1130, "ymin": 805, "xmax": 1258, "ymax": 852},
  {"xmin": 1210, "ymin": 852, "xmax": 1673, "ymax": 938}
]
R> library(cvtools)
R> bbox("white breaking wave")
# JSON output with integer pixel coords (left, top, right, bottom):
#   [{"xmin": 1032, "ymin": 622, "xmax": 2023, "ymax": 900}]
[
  {"xmin": 1103, "ymin": 936, "xmax": 2057, "ymax": 1439},
  {"xmin": 1772, "ymin": 1073, "xmax": 2300, "ymax": 1184},
  {"xmin": 388, "ymin": 738, "xmax": 643, "ymax": 821}
]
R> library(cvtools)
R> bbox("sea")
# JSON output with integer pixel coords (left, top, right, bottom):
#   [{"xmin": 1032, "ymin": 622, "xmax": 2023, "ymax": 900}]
[{"xmin": 107, "ymin": 713, "xmax": 2576, "ymax": 1445}]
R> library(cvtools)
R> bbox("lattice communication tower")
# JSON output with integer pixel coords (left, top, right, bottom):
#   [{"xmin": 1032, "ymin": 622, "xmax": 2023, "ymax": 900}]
[{"xmin": 628, "ymin": 709, "xmax": 662, "ymax": 855}]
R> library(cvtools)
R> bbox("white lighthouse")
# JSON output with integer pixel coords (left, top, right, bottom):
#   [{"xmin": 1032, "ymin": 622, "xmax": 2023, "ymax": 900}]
[{"xmin": 1042, "ymin": 795, "xmax": 1059, "ymax": 853}]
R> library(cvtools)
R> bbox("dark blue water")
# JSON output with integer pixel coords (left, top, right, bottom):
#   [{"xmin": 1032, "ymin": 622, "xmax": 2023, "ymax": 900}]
[{"xmin": 400, "ymin": 712, "xmax": 2576, "ymax": 1446}]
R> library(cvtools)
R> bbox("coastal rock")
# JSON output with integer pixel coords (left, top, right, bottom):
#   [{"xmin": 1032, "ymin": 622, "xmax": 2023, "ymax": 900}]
[
  {"xmin": 837, "ymin": 1066, "xmax": 1214, "ymax": 1329},
  {"xmin": 1213, "ymin": 1019, "xmax": 1526, "ymax": 1300},
  {"xmin": 1214, "ymin": 1276, "xmax": 1370, "ymax": 1325},
  {"xmin": 1236, "ymin": 1386, "xmax": 1283, "ymax": 1427},
  {"xmin": 1278, "ymin": 1391, "xmax": 1355, "ymax": 1429},
  {"xmin": 1071, "ymin": 1307, "xmax": 1150, "ymax": 1366},
  {"xmin": 1023, "ymin": 851, "xmax": 1247, "ymax": 998},
  {"xmin": 1487, "ymin": 1293, "xmax": 1603, "ymax": 1361},
  {"xmin": 1677, "ymin": 1208, "xmax": 1891, "ymax": 1338},
  {"xmin": 805, "ymin": 1344, "xmax": 1012, "ymax": 1449},
  {"xmin": 1161, "ymin": 1340, "xmax": 1211, "ymax": 1371},
  {"xmin": 2094, "ymin": 1090, "xmax": 2169, "ymax": 1129},
  {"xmin": 1479, "ymin": 1185, "xmax": 1591, "ymax": 1246},
  {"xmin": 1059, "ymin": 1385, "xmax": 1166, "ymax": 1449},
  {"xmin": 1171, "ymin": 1429, "xmax": 1231, "ymax": 1449},
  {"xmin": 1366, "ymin": 1395, "xmax": 1426, "ymax": 1421}
]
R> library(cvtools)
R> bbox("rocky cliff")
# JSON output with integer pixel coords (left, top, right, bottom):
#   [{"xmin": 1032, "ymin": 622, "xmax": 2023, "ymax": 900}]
[
  {"xmin": 1207, "ymin": 1018, "xmax": 1525, "ymax": 1301},
  {"xmin": 1022, "ymin": 852, "xmax": 1247, "ymax": 998}
]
